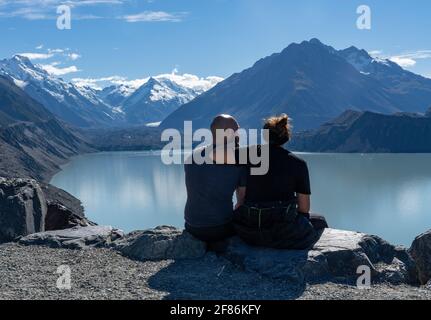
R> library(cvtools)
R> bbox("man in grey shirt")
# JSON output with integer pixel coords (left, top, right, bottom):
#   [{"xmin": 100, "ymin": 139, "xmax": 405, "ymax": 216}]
[{"xmin": 184, "ymin": 115, "xmax": 247, "ymax": 246}]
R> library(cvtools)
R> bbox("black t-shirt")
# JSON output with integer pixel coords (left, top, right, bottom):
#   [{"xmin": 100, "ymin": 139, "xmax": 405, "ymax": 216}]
[
  {"xmin": 244, "ymin": 145, "xmax": 311, "ymax": 203},
  {"xmin": 184, "ymin": 148, "xmax": 248, "ymax": 228}
]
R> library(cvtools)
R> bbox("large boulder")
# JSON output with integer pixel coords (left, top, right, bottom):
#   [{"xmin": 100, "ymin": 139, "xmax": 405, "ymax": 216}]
[
  {"xmin": 0, "ymin": 178, "xmax": 47, "ymax": 242},
  {"xmin": 0, "ymin": 178, "xmax": 94, "ymax": 243},
  {"xmin": 224, "ymin": 229, "xmax": 418, "ymax": 285},
  {"xmin": 18, "ymin": 225, "xmax": 124, "ymax": 250},
  {"xmin": 111, "ymin": 226, "xmax": 207, "ymax": 261},
  {"xmin": 409, "ymin": 230, "xmax": 431, "ymax": 285}
]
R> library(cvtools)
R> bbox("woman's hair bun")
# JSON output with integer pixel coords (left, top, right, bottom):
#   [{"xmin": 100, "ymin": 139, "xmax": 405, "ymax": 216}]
[
  {"xmin": 277, "ymin": 114, "xmax": 289, "ymax": 127},
  {"xmin": 263, "ymin": 114, "xmax": 292, "ymax": 146}
]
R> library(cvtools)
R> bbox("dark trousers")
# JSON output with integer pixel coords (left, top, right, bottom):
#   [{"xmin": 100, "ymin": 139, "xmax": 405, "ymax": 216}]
[
  {"xmin": 185, "ymin": 213, "xmax": 328, "ymax": 252},
  {"xmin": 185, "ymin": 222, "xmax": 235, "ymax": 242}
]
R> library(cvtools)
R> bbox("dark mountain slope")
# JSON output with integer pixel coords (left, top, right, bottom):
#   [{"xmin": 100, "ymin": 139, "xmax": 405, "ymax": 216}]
[
  {"xmin": 290, "ymin": 110, "xmax": 431, "ymax": 153},
  {"xmin": 0, "ymin": 76, "xmax": 92, "ymax": 181},
  {"xmin": 0, "ymin": 76, "xmax": 52, "ymax": 126}
]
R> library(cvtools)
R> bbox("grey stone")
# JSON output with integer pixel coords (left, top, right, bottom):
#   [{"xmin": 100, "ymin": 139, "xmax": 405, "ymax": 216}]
[
  {"xmin": 0, "ymin": 178, "xmax": 47, "ymax": 242},
  {"xmin": 224, "ymin": 228, "xmax": 417, "ymax": 286},
  {"xmin": 409, "ymin": 229, "xmax": 431, "ymax": 285},
  {"xmin": 18, "ymin": 226, "xmax": 124, "ymax": 250},
  {"xmin": 112, "ymin": 226, "xmax": 206, "ymax": 261}
]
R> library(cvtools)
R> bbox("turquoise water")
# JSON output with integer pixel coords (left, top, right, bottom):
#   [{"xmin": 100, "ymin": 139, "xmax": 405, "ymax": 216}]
[{"xmin": 51, "ymin": 151, "xmax": 431, "ymax": 246}]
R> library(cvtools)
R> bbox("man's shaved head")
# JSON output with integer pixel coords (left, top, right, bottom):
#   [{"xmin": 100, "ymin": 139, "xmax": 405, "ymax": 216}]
[
  {"xmin": 209, "ymin": 114, "xmax": 240, "ymax": 161},
  {"xmin": 210, "ymin": 114, "xmax": 239, "ymax": 136}
]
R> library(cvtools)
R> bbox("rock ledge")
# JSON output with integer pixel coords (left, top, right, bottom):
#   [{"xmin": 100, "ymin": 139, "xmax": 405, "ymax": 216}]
[{"xmin": 19, "ymin": 226, "xmax": 123, "ymax": 250}]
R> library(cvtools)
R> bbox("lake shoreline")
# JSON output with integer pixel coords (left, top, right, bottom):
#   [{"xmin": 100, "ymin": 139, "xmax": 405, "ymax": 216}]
[
  {"xmin": 2, "ymin": 172, "xmax": 431, "ymax": 300},
  {"xmin": 50, "ymin": 150, "xmax": 431, "ymax": 246}
]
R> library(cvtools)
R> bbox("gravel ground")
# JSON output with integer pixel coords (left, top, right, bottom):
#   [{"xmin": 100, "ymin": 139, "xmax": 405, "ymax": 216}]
[{"xmin": 1, "ymin": 243, "xmax": 430, "ymax": 300}]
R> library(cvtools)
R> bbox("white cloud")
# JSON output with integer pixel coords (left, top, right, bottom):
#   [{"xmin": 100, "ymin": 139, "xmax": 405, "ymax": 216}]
[
  {"xmin": 0, "ymin": 0, "xmax": 126, "ymax": 20},
  {"xmin": 65, "ymin": 0, "xmax": 125, "ymax": 6},
  {"xmin": 18, "ymin": 48, "xmax": 82, "ymax": 63},
  {"xmin": 19, "ymin": 52, "xmax": 54, "ymax": 60},
  {"xmin": 368, "ymin": 50, "xmax": 382, "ymax": 57},
  {"xmin": 72, "ymin": 76, "xmax": 127, "ymax": 89},
  {"xmin": 389, "ymin": 56, "xmax": 417, "ymax": 68},
  {"xmin": 35, "ymin": 44, "xmax": 44, "ymax": 50},
  {"xmin": 40, "ymin": 62, "xmax": 80, "ymax": 76},
  {"xmin": 72, "ymin": 73, "xmax": 224, "ymax": 92},
  {"xmin": 155, "ymin": 72, "xmax": 224, "ymax": 92},
  {"xmin": 67, "ymin": 53, "xmax": 81, "ymax": 61},
  {"xmin": 112, "ymin": 77, "xmax": 148, "ymax": 88},
  {"xmin": 48, "ymin": 48, "xmax": 65, "ymax": 54},
  {"xmin": 388, "ymin": 50, "xmax": 431, "ymax": 68},
  {"xmin": 122, "ymin": 11, "xmax": 187, "ymax": 23},
  {"xmin": 370, "ymin": 50, "xmax": 431, "ymax": 71},
  {"xmin": 0, "ymin": 1, "xmax": 186, "ymax": 24}
]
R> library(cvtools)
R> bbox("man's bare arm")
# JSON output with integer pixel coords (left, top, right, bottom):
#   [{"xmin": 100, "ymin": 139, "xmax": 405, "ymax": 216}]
[{"xmin": 297, "ymin": 193, "xmax": 311, "ymax": 214}]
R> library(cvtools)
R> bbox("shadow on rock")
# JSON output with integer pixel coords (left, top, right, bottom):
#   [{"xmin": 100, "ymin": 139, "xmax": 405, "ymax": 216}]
[{"xmin": 147, "ymin": 254, "xmax": 306, "ymax": 300}]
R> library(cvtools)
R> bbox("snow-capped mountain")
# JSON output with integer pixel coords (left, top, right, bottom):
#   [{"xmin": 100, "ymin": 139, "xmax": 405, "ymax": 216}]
[
  {"xmin": 98, "ymin": 83, "xmax": 137, "ymax": 108},
  {"xmin": 121, "ymin": 77, "xmax": 199, "ymax": 124},
  {"xmin": 0, "ymin": 54, "xmax": 222, "ymax": 128},
  {"xmin": 338, "ymin": 45, "xmax": 414, "ymax": 78},
  {"xmin": 0, "ymin": 55, "xmax": 119, "ymax": 128},
  {"xmin": 338, "ymin": 45, "xmax": 431, "ymax": 112},
  {"xmin": 98, "ymin": 74, "xmax": 223, "ymax": 124}
]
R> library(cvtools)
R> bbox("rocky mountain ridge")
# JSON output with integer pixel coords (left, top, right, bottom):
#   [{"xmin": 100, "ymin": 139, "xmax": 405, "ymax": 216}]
[{"xmin": 162, "ymin": 39, "xmax": 431, "ymax": 131}]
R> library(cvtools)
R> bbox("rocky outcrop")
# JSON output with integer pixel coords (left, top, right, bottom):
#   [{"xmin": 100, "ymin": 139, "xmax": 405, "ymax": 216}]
[
  {"xmin": 224, "ymin": 229, "xmax": 418, "ymax": 285},
  {"xmin": 5, "ymin": 214, "xmax": 430, "ymax": 288},
  {"xmin": 19, "ymin": 226, "xmax": 123, "ymax": 250},
  {"xmin": 45, "ymin": 203, "xmax": 95, "ymax": 231},
  {"xmin": 0, "ymin": 178, "xmax": 47, "ymax": 242},
  {"xmin": 42, "ymin": 184, "xmax": 85, "ymax": 218},
  {"xmin": 43, "ymin": 183, "xmax": 95, "ymax": 230},
  {"xmin": 111, "ymin": 226, "xmax": 206, "ymax": 261},
  {"xmin": 108, "ymin": 226, "xmax": 418, "ymax": 286},
  {"xmin": 0, "ymin": 178, "xmax": 92, "ymax": 242},
  {"xmin": 409, "ymin": 230, "xmax": 431, "ymax": 285}
]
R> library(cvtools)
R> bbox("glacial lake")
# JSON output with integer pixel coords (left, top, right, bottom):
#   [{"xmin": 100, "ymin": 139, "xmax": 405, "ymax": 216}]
[{"xmin": 51, "ymin": 151, "xmax": 431, "ymax": 246}]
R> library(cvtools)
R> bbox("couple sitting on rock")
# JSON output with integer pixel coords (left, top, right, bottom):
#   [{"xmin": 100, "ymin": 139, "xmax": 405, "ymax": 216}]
[{"xmin": 184, "ymin": 114, "xmax": 328, "ymax": 252}]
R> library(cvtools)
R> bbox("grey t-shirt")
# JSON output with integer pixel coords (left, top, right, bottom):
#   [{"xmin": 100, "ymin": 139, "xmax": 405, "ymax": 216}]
[{"xmin": 184, "ymin": 153, "xmax": 248, "ymax": 228}]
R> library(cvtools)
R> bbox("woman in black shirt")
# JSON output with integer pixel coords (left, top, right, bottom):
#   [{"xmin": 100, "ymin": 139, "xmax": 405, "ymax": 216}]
[{"xmin": 233, "ymin": 114, "xmax": 328, "ymax": 249}]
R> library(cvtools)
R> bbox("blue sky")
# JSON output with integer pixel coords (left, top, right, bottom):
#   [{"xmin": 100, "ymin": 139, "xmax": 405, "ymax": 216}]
[{"xmin": 1, "ymin": 0, "xmax": 431, "ymax": 86}]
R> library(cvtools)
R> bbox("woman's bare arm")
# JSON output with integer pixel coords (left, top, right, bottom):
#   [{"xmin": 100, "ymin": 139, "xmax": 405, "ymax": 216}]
[
  {"xmin": 297, "ymin": 193, "xmax": 311, "ymax": 214},
  {"xmin": 235, "ymin": 187, "xmax": 246, "ymax": 210}
]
